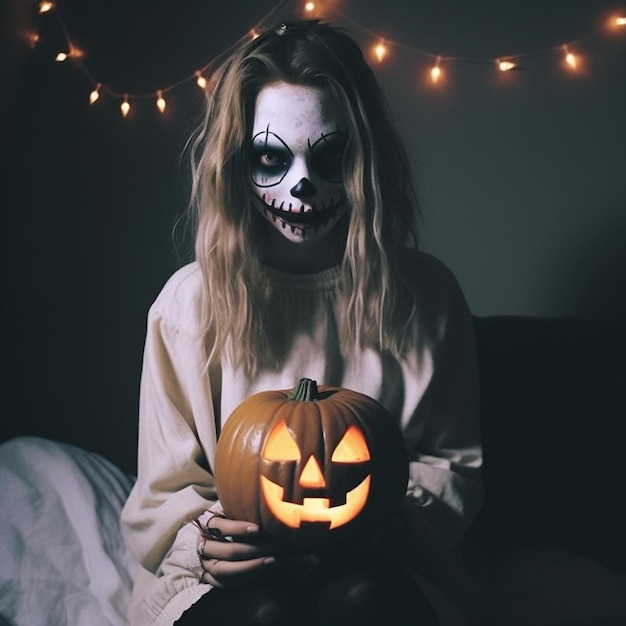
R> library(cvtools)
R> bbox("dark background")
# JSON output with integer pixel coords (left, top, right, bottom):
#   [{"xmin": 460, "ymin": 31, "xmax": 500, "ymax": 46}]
[{"xmin": 1, "ymin": 0, "xmax": 625, "ymax": 473}]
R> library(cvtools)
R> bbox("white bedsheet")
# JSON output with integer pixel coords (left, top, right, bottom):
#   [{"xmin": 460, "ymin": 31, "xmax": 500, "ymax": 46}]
[{"xmin": 0, "ymin": 437, "xmax": 138, "ymax": 626}]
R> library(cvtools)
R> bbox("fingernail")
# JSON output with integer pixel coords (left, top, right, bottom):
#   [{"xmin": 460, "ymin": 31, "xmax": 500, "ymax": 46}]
[
  {"xmin": 246, "ymin": 525, "xmax": 259, "ymax": 533},
  {"xmin": 264, "ymin": 557, "xmax": 276, "ymax": 565}
]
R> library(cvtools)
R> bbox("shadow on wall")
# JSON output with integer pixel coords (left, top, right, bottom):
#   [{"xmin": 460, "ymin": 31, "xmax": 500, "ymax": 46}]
[{"xmin": 561, "ymin": 204, "xmax": 626, "ymax": 321}]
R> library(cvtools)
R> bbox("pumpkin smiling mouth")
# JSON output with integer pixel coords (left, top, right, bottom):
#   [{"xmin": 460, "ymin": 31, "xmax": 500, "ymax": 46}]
[
  {"xmin": 260, "ymin": 475, "xmax": 370, "ymax": 530},
  {"xmin": 257, "ymin": 193, "xmax": 345, "ymax": 226}
]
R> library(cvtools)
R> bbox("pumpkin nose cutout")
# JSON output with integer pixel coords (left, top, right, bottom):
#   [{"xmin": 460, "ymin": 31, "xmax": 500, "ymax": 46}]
[
  {"xmin": 290, "ymin": 177, "xmax": 317, "ymax": 199},
  {"xmin": 299, "ymin": 455, "xmax": 326, "ymax": 488}
]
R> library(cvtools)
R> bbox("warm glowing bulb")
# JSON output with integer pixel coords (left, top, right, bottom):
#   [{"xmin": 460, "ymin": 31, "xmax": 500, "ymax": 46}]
[
  {"xmin": 498, "ymin": 60, "xmax": 517, "ymax": 71},
  {"xmin": 195, "ymin": 71, "xmax": 207, "ymax": 89},
  {"xmin": 616, "ymin": 17, "xmax": 626, "ymax": 26},
  {"xmin": 39, "ymin": 1, "xmax": 53, "ymax": 13},
  {"xmin": 121, "ymin": 96, "xmax": 130, "ymax": 118},
  {"xmin": 563, "ymin": 45, "xmax": 577, "ymax": 69},
  {"xmin": 374, "ymin": 41, "xmax": 387, "ymax": 62},
  {"xmin": 89, "ymin": 84, "xmax": 101, "ymax": 105},
  {"xmin": 430, "ymin": 57, "xmax": 442, "ymax": 84},
  {"xmin": 28, "ymin": 32, "xmax": 40, "ymax": 47},
  {"xmin": 156, "ymin": 90, "xmax": 166, "ymax": 113},
  {"xmin": 305, "ymin": 1, "xmax": 315, "ymax": 11}
]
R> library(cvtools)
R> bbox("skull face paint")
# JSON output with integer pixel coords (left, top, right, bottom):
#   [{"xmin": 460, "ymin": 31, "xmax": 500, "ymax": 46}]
[{"xmin": 249, "ymin": 82, "xmax": 348, "ymax": 243}]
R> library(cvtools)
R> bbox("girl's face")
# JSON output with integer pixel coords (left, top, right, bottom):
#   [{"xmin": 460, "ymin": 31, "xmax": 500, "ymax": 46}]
[{"xmin": 249, "ymin": 81, "xmax": 348, "ymax": 244}]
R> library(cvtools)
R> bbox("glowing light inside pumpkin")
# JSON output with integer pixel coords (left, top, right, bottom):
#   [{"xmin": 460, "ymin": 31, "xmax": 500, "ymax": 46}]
[
  {"xmin": 260, "ymin": 421, "xmax": 372, "ymax": 529},
  {"xmin": 331, "ymin": 425, "xmax": 371, "ymax": 462},
  {"xmin": 263, "ymin": 421, "xmax": 301, "ymax": 461},
  {"xmin": 300, "ymin": 456, "xmax": 326, "ymax": 488},
  {"xmin": 260, "ymin": 475, "xmax": 371, "ymax": 529}
]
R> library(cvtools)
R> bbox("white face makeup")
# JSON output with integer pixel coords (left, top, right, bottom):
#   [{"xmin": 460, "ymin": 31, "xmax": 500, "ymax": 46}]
[{"xmin": 249, "ymin": 82, "xmax": 348, "ymax": 244}]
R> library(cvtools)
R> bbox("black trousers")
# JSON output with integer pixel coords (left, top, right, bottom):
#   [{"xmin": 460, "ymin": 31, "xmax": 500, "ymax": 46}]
[{"xmin": 176, "ymin": 553, "xmax": 440, "ymax": 626}]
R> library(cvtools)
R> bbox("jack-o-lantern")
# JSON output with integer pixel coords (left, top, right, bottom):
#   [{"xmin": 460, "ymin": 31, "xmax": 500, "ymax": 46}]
[{"xmin": 215, "ymin": 378, "xmax": 408, "ymax": 552}]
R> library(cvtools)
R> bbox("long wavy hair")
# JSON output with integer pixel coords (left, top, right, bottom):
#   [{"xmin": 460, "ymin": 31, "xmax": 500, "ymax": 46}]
[{"xmin": 188, "ymin": 20, "xmax": 420, "ymax": 374}]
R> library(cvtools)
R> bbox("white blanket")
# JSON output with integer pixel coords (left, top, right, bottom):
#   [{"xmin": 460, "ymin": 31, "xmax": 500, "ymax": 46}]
[{"xmin": 0, "ymin": 437, "xmax": 138, "ymax": 626}]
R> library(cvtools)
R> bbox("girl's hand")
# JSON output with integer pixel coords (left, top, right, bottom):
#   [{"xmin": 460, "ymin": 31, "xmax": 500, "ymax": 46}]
[{"xmin": 195, "ymin": 516, "xmax": 275, "ymax": 588}]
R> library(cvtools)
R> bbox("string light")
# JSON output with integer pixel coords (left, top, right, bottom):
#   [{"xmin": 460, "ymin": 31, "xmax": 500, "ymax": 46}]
[
  {"xmin": 30, "ymin": 1, "xmax": 626, "ymax": 121},
  {"xmin": 430, "ymin": 57, "xmax": 442, "ymax": 84},
  {"xmin": 563, "ymin": 45, "xmax": 578, "ymax": 69},
  {"xmin": 89, "ymin": 83, "xmax": 101, "ymax": 104},
  {"xmin": 121, "ymin": 95, "xmax": 130, "ymax": 118},
  {"xmin": 156, "ymin": 90, "xmax": 167, "ymax": 113},
  {"xmin": 374, "ymin": 40, "xmax": 387, "ymax": 62},
  {"xmin": 497, "ymin": 59, "xmax": 517, "ymax": 71},
  {"xmin": 195, "ymin": 71, "xmax": 207, "ymax": 89}
]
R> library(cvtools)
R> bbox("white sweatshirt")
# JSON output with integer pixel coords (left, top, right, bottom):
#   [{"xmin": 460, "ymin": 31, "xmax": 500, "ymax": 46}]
[{"xmin": 121, "ymin": 250, "xmax": 483, "ymax": 625}]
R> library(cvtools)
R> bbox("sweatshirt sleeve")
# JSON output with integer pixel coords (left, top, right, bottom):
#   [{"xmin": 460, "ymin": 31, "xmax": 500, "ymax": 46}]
[
  {"xmin": 402, "ymin": 255, "xmax": 483, "ymax": 555},
  {"xmin": 121, "ymin": 310, "xmax": 220, "ymax": 573}
]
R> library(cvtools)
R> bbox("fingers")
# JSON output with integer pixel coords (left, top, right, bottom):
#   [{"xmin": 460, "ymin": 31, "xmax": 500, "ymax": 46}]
[
  {"xmin": 198, "ymin": 534, "xmax": 270, "ymax": 561},
  {"xmin": 196, "ymin": 515, "xmax": 276, "ymax": 588},
  {"xmin": 200, "ymin": 554, "xmax": 276, "ymax": 588},
  {"xmin": 206, "ymin": 515, "xmax": 260, "ymax": 541}
]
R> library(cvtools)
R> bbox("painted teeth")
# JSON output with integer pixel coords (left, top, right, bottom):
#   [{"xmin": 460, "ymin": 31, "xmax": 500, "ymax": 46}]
[{"xmin": 258, "ymin": 194, "xmax": 343, "ymax": 226}]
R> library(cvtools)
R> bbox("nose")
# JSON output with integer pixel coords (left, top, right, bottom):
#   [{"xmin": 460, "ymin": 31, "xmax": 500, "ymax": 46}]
[
  {"xmin": 299, "ymin": 455, "xmax": 326, "ymax": 488},
  {"xmin": 290, "ymin": 177, "xmax": 317, "ymax": 199}
]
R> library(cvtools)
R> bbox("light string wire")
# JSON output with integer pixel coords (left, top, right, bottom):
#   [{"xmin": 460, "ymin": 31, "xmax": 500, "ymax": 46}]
[
  {"xmin": 31, "ymin": 0, "xmax": 291, "ymax": 114},
  {"xmin": 332, "ymin": 7, "xmax": 605, "ymax": 63},
  {"xmin": 29, "ymin": 1, "xmax": 626, "ymax": 115}
]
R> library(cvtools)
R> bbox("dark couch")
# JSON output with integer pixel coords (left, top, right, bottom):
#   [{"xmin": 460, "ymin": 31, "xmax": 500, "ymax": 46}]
[{"xmin": 465, "ymin": 316, "xmax": 626, "ymax": 624}]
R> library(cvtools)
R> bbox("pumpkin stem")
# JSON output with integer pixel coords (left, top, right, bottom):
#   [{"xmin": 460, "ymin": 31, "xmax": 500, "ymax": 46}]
[{"xmin": 288, "ymin": 378, "xmax": 319, "ymax": 402}]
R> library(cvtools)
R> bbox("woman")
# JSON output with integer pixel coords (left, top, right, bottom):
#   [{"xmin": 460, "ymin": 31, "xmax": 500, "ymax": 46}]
[{"xmin": 121, "ymin": 19, "xmax": 483, "ymax": 626}]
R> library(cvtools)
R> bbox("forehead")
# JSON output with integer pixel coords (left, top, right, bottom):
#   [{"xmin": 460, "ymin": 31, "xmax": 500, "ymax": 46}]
[{"xmin": 252, "ymin": 81, "xmax": 343, "ymax": 137}]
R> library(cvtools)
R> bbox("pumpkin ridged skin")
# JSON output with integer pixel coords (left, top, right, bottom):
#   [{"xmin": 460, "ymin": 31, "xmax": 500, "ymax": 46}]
[{"xmin": 215, "ymin": 379, "xmax": 408, "ymax": 553}]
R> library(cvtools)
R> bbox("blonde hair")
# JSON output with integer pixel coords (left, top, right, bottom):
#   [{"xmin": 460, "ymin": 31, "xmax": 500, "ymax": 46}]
[{"xmin": 188, "ymin": 20, "xmax": 419, "ymax": 374}]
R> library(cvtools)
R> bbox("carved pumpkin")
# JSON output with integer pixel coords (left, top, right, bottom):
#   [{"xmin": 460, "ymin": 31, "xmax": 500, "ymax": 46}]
[{"xmin": 215, "ymin": 378, "xmax": 408, "ymax": 552}]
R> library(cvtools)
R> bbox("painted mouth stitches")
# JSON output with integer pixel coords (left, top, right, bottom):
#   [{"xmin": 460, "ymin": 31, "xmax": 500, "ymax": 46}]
[{"xmin": 259, "ymin": 194, "xmax": 344, "ymax": 226}]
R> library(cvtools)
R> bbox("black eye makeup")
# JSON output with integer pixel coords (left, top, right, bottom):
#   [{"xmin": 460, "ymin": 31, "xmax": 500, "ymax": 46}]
[
  {"xmin": 249, "ymin": 127, "xmax": 347, "ymax": 188},
  {"xmin": 250, "ymin": 129, "xmax": 293, "ymax": 187},
  {"xmin": 309, "ymin": 131, "xmax": 347, "ymax": 183}
]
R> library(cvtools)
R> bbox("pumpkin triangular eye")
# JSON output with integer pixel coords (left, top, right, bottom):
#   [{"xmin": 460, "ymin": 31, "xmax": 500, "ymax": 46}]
[
  {"xmin": 331, "ymin": 425, "xmax": 371, "ymax": 463},
  {"xmin": 263, "ymin": 421, "xmax": 302, "ymax": 461}
]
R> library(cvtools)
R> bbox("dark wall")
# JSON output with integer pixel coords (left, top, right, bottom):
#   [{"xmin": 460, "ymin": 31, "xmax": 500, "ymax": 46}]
[{"xmin": 1, "ymin": 0, "xmax": 625, "ymax": 472}]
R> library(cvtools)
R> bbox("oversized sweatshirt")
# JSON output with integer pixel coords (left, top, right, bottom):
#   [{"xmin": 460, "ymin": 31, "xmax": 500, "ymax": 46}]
[{"xmin": 121, "ymin": 250, "xmax": 483, "ymax": 625}]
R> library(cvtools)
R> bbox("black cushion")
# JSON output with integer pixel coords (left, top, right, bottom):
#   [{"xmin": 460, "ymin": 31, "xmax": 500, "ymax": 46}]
[{"xmin": 467, "ymin": 316, "xmax": 626, "ymax": 571}]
